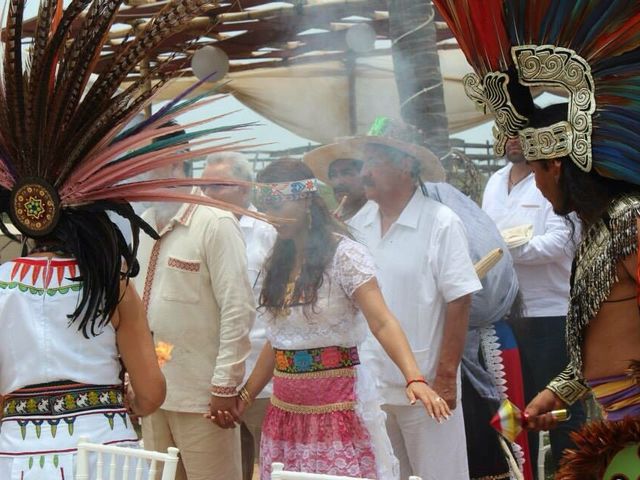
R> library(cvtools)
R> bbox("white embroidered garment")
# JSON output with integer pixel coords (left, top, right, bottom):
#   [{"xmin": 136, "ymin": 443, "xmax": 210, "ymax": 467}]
[
  {"xmin": 265, "ymin": 237, "xmax": 399, "ymax": 480},
  {"xmin": 0, "ymin": 257, "xmax": 138, "ymax": 479}
]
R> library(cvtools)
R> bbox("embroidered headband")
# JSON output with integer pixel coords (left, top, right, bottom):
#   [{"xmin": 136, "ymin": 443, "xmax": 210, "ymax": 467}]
[{"xmin": 255, "ymin": 178, "xmax": 319, "ymax": 204}]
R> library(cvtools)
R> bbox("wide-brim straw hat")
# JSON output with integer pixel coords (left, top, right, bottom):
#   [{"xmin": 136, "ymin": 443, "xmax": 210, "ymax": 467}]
[{"xmin": 304, "ymin": 118, "xmax": 446, "ymax": 184}]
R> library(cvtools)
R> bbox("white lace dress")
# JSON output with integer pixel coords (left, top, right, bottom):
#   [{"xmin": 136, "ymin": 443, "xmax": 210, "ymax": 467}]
[{"xmin": 260, "ymin": 237, "xmax": 399, "ymax": 480}]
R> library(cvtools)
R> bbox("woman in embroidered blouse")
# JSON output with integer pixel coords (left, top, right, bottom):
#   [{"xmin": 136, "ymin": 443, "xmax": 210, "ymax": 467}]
[
  {"xmin": 211, "ymin": 159, "xmax": 450, "ymax": 480},
  {"xmin": 0, "ymin": 213, "xmax": 166, "ymax": 479}
]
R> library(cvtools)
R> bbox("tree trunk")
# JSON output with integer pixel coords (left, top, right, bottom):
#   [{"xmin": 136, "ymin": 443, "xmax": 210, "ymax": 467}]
[{"xmin": 388, "ymin": 0, "xmax": 450, "ymax": 159}]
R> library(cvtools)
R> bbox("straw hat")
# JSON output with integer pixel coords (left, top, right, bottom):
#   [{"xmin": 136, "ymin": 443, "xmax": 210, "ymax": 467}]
[{"xmin": 304, "ymin": 117, "xmax": 446, "ymax": 184}]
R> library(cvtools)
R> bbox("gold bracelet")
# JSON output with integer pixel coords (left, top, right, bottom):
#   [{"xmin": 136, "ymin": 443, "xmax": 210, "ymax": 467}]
[{"xmin": 238, "ymin": 386, "xmax": 253, "ymax": 406}]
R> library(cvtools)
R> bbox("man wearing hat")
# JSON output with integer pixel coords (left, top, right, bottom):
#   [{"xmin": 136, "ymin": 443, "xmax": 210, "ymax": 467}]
[
  {"xmin": 340, "ymin": 117, "xmax": 482, "ymax": 479},
  {"xmin": 304, "ymin": 121, "xmax": 447, "ymax": 222},
  {"xmin": 303, "ymin": 142, "xmax": 367, "ymax": 221}
]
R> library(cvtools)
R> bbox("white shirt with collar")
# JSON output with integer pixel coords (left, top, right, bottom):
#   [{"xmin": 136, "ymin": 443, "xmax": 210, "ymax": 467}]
[
  {"xmin": 239, "ymin": 205, "xmax": 276, "ymax": 398},
  {"xmin": 482, "ymin": 163, "xmax": 575, "ymax": 317},
  {"xmin": 133, "ymin": 203, "xmax": 255, "ymax": 413},
  {"xmin": 349, "ymin": 189, "xmax": 482, "ymax": 405}
]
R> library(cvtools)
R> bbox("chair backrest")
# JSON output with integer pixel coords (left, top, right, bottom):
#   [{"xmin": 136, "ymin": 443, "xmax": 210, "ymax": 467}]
[
  {"xmin": 75, "ymin": 436, "xmax": 179, "ymax": 480},
  {"xmin": 270, "ymin": 463, "xmax": 423, "ymax": 480}
]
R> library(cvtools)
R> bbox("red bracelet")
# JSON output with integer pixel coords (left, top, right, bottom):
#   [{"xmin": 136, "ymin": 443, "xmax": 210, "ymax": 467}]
[{"xmin": 406, "ymin": 377, "xmax": 428, "ymax": 388}]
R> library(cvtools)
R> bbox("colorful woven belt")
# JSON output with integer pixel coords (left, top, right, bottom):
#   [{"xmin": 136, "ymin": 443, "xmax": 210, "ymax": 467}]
[
  {"xmin": 2, "ymin": 381, "xmax": 125, "ymax": 419},
  {"xmin": 274, "ymin": 345, "xmax": 359, "ymax": 374}
]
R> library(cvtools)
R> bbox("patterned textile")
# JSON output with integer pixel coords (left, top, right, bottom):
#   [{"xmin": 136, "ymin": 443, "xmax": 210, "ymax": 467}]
[
  {"xmin": 261, "ymin": 368, "xmax": 377, "ymax": 480},
  {"xmin": 2, "ymin": 382, "xmax": 124, "ymax": 420},
  {"xmin": 0, "ymin": 382, "xmax": 137, "ymax": 480},
  {"xmin": 255, "ymin": 179, "xmax": 318, "ymax": 204},
  {"xmin": 587, "ymin": 373, "xmax": 640, "ymax": 421},
  {"xmin": 480, "ymin": 321, "xmax": 533, "ymax": 480},
  {"xmin": 274, "ymin": 346, "xmax": 360, "ymax": 374}
]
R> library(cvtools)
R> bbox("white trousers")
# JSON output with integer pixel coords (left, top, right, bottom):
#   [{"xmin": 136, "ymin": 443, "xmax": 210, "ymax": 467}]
[{"xmin": 382, "ymin": 403, "xmax": 469, "ymax": 480}]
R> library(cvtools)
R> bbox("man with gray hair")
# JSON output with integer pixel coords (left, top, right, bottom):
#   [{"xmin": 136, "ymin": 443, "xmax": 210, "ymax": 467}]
[
  {"xmin": 348, "ymin": 118, "xmax": 482, "ymax": 480},
  {"xmin": 201, "ymin": 152, "xmax": 276, "ymax": 480}
]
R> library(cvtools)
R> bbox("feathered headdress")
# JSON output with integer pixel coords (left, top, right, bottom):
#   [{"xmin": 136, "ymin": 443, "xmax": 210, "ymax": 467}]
[
  {"xmin": 0, "ymin": 0, "xmax": 269, "ymax": 335},
  {"xmin": 555, "ymin": 417, "xmax": 640, "ymax": 480},
  {"xmin": 433, "ymin": 0, "xmax": 640, "ymax": 184}
]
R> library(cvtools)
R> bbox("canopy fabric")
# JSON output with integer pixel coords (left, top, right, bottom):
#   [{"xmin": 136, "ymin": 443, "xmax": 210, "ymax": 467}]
[{"xmin": 153, "ymin": 49, "xmax": 485, "ymax": 144}]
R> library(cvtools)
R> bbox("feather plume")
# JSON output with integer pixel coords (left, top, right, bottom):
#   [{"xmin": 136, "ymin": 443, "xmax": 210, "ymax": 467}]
[
  {"xmin": 29, "ymin": 0, "xmax": 92, "ymax": 173},
  {"xmin": 47, "ymin": 0, "xmax": 123, "ymax": 144},
  {"xmin": 75, "ymin": 0, "xmax": 209, "ymax": 129},
  {"xmin": 555, "ymin": 418, "xmax": 640, "ymax": 480},
  {"xmin": 433, "ymin": 0, "xmax": 511, "ymax": 73},
  {"xmin": 3, "ymin": 0, "xmax": 26, "ymax": 166}
]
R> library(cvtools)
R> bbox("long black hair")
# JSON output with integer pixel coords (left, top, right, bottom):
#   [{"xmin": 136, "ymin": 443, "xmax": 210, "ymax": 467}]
[
  {"xmin": 257, "ymin": 159, "xmax": 352, "ymax": 316},
  {"xmin": 26, "ymin": 201, "xmax": 157, "ymax": 338},
  {"xmin": 529, "ymin": 103, "xmax": 638, "ymax": 227}
]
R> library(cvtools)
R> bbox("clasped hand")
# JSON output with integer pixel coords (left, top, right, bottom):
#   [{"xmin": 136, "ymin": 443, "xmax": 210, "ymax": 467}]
[{"xmin": 204, "ymin": 395, "xmax": 246, "ymax": 429}]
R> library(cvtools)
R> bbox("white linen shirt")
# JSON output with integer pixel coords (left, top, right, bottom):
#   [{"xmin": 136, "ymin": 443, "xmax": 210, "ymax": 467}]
[
  {"xmin": 133, "ymin": 203, "xmax": 255, "ymax": 413},
  {"xmin": 482, "ymin": 164, "xmax": 575, "ymax": 317},
  {"xmin": 240, "ymin": 206, "xmax": 276, "ymax": 399},
  {"xmin": 349, "ymin": 190, "xmax": 482, "ymax": 405}
]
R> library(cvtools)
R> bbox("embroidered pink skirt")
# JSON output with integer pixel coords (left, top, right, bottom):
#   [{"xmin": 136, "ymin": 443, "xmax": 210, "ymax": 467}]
[{"xmin": 260, "ymin": 367, "xmax": 378, "ymax": 479}]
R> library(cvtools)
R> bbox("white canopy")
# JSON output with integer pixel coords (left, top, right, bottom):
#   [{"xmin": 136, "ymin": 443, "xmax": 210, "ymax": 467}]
[{"xmin": 155, "ymin": 49, "xmax": 485, "ymax": 144}]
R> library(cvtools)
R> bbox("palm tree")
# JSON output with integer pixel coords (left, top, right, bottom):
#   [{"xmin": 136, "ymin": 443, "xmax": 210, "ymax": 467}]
[{"xmin": 388, "ymin": 1, "xmax": 450, "ymax": 159}]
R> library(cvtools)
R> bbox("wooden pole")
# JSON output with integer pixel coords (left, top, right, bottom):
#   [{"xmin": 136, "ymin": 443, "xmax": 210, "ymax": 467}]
[{"xmin": 346, "ymin": 52, "xmax": 357, "ymax": 135}]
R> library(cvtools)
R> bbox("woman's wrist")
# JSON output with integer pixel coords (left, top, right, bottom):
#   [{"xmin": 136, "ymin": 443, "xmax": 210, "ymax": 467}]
[
  {"xmin": 405, "ymin": 376, "xmax": 429, "ymax": 388},
  {"xmin": 238, "ymin": 385, "xmax": 253, "ymax": 406}
]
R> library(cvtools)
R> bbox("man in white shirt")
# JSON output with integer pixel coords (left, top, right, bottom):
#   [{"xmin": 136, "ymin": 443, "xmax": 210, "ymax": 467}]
[
  {"xmin": 348, "ymin": 118, "xmax": 482, "ymax": 480},
  {"xmin": 134, "ymin": 155, "xmax": 255, "ymax": 480},
  {"xmin": 201, "ymin": 153, "xmax": 276, "ymax": 480},
  {"xmin": 482, "ymin": 137, "xmax": 585, "ymax": 476}
]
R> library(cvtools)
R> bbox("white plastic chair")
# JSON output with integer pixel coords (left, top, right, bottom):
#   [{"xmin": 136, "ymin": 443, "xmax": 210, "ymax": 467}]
[
  {"xmin": 270, "ymin": 463, "xmax": 422, "ymax": 480},
  {"xmin": 75, "ymin": 436, "xmax": 179, "ymax": 480}
]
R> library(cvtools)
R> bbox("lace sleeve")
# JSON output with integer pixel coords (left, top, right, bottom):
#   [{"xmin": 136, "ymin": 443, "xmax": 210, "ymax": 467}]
[{"xmin": 333, "ymin": 237, "xmax": 377, "ymax": 298}]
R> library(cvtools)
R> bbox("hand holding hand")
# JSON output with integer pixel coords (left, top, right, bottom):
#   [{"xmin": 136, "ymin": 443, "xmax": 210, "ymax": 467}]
[
  {"xmin": 205, "ymin": 395, "xmax": 241, "ymax": 429},
  {"xmin": 524, "ymin": 389, "xmax": 566, "ymax": 431}
]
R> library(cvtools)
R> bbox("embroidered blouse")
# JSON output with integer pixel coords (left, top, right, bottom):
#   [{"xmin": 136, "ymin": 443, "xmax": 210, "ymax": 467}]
[{"xmin": 265, "ymin": 236, "xmax": 375, "ymax": 350}]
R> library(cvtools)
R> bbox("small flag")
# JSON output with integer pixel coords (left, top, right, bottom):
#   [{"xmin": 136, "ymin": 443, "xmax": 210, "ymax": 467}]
[{"xmin": 490, "ymin": 399, "xmax": 570, "ymax": 442}]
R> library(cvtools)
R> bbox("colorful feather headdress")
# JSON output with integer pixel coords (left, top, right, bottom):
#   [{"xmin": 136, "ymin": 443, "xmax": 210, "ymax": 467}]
[
  {"xmin": 433, "ymin": 0, "xmax": 640, "ymax": 184},
  {"xmin": 0, "ymin": 0, "xmax": 269, "ymax": 240}
]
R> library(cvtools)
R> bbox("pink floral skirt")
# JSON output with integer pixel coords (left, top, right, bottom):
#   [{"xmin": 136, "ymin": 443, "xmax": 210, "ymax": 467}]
[{"xmin": 260, "ymin": 367, "xmax": 377, "ymax": 479}]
